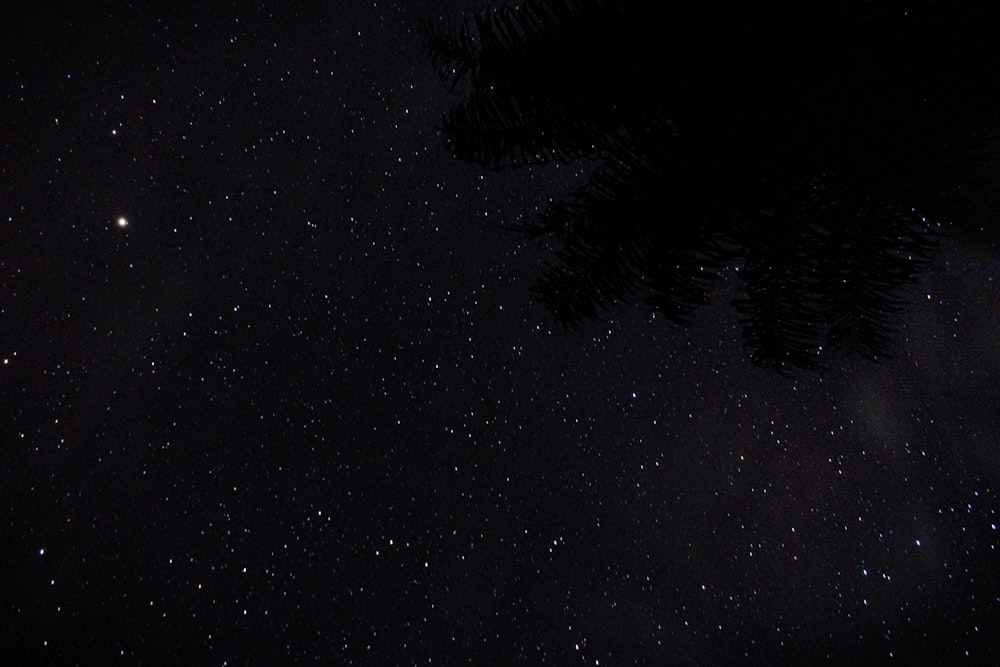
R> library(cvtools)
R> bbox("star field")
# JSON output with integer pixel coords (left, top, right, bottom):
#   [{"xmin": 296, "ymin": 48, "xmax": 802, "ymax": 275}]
[{"xmin": 2, "ymin": 2, "xmax": 999, "ymax": 665}]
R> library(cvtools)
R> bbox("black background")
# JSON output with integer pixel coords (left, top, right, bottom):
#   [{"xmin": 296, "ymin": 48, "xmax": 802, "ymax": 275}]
[{"xmin": 2, "ymin": 2, "xmax": 999, "ymax": 664}]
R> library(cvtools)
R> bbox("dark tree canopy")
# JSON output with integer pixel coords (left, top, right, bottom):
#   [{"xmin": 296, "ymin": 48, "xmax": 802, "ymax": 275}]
[{"xmin": 423, "ymin": 0, "xmax": 1000, "ymax": 372}]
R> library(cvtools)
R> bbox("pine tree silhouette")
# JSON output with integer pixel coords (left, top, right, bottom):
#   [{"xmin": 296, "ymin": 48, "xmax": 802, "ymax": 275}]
[{"xmin": 423, "ymin": 0, "xmax": 1000, "ymax": 372}]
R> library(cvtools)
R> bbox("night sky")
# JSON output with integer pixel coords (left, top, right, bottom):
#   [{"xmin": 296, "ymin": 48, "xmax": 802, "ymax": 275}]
[{"xmin": 2, "ymin": 2, "xmax": 1000, "ymax": 665}]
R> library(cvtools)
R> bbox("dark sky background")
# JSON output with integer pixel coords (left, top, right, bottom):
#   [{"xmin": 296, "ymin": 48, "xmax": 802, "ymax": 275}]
[{"xmin": 2, "ymin": 1, "xmax": 999, "ymax": 665}]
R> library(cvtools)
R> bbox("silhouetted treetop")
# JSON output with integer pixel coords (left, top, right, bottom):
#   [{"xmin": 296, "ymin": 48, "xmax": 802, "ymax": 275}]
[{"xmin": 423, "ymin": 0, "xmax": 1000, "ymax": 372}]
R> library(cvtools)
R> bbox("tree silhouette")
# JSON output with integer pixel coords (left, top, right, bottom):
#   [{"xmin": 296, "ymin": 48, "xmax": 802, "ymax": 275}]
[{"xmin": 423, "ymin": 0, "xmax": 1000, "ymax": 372}]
